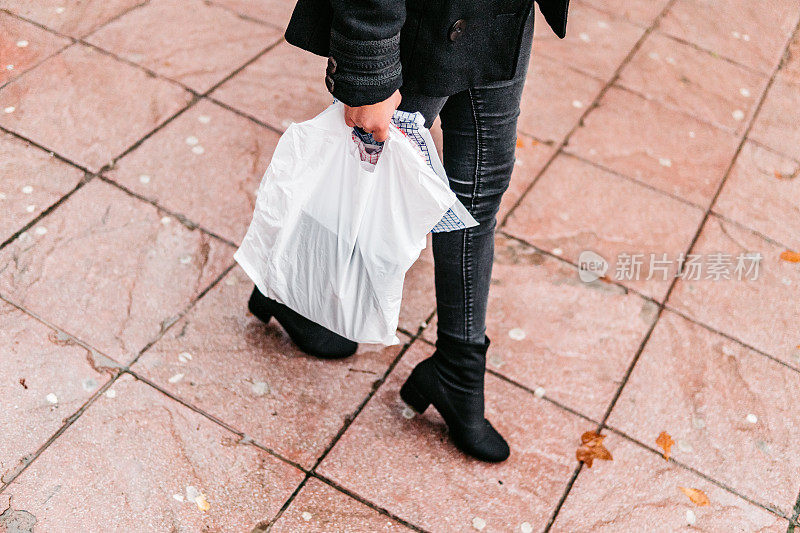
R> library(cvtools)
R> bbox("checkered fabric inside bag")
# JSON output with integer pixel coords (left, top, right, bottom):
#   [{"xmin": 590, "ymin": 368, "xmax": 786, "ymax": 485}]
[{"xmin": 350, "ymin": 112, "xmax": 468, "ymax": 233}]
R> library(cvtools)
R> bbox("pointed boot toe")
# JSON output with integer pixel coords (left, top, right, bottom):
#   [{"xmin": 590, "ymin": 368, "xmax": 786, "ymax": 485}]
[{"xmin": 248, "ymin": 286, "xmax": 357, "ymax": 359}]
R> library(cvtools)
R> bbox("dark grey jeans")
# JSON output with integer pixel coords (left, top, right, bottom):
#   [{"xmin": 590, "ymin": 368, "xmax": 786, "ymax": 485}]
[{"xmin": 397, "ymin": 14, "xmax": 533, "ymax": 344}]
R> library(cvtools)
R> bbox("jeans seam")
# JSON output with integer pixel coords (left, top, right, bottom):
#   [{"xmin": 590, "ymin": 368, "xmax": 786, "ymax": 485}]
[{"xmin": 465, "ymin": 87, "xmax": 482, "ymax": 341}]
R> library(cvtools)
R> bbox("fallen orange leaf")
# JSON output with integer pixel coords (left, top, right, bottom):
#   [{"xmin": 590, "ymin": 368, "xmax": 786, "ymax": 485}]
[
  {"xmin": 196, "ymin": 493, "xmax": 210, "ymax": 512},
  {"xmin": 679, "ymin": 487, "xmax": 709, "ymax": 506},
  {"xmin": 576, "ymin": 430, "xmax": 613, "ymax": 468},
  {"xmin": 780, "ymin": 251, "xmax": 800, "ymax": 263},
  {"xmin": 656, "ymin": 431, "xmax": 675, "ymax": 460},
  {"xmin": 516, "ymin": 138, "xmax": 524, "ymax": 148},
  {"xmin": 774, "ymin": 170, "xmax": 784, "ymax": 179}
]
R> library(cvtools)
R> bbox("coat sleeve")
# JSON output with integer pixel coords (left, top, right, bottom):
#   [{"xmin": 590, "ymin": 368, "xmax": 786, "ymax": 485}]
[{"xmin": 326, "ymin": 0, "xmax": 406, "ymax": 107}]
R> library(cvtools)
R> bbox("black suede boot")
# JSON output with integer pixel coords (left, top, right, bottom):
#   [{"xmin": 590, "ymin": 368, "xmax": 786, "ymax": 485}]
[
  {"xmin": 248, "ymin": 286, "xmax": 357, "ymax": 359},
  {"xmin": 400, "ymin": 333, "xmax": 510, "ymax": 462}
]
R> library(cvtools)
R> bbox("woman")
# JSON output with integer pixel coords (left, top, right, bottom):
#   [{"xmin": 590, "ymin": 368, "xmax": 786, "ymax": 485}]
[{"xmin": 248, "ymin": 0, "xmax": 569, "ymax": 462}]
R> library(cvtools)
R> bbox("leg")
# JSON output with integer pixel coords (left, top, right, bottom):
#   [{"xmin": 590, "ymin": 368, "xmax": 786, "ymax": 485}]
[
  {"xmin": 432, "ymin": 78, "xmax": 525, "ymax": 344},
  {"xmin": 400, "ymin": 12, "xmax": 533, "ymax": 462}
]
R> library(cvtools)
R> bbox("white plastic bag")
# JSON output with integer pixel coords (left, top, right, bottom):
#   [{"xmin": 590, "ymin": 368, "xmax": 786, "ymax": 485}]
[{"xmin": 235, "ymin": 102, "xmax": 458, "ymax": 345}]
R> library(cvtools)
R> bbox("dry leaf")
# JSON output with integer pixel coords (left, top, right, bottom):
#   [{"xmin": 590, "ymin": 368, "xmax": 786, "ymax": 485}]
[
  {"xmin": 780, "ymin": 251, "xmax": 800, "ymax": 263},
  {"xmin": 774, "ymin": 170, "xmax": 784, "ymax": 179},
  {"xmin": 679, "ymin": 487, "xmax": 710, "ymax": 506},
  {"xmin": 195, "ymin": 493, "xmax": 210, "ymax": 512},
  {"xmin": 516, "ymin": 138, "xmax": 524, "ymax": 148},
  {"xmin": 656, "ymin": 431, "xmax": 675, "ymax": 460},
  {"xmin": 576, "ymin": 430, "xmax": 613, "ymax": 468}
]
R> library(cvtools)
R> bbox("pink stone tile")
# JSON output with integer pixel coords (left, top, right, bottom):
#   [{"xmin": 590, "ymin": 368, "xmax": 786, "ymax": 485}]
[
  {"xmin": 0, "ymin": 132, "xmax": 84, "ymax": 243},
  {"xmin": 565, "ymin": 87, "xmax": 741, "ymax": 206},
  {"xmin": 211, "ymin": 0, "xmax": 296, "ymax": 28},
  {"xmin": 781, "ymin": 31, "xmax": 800, "ymax": 85},
  {"xmin": 0, "ymin": 12, "xmax": 70, "ymax": 85},
  {"xmin": 668, "ymin": 216, "xmax": 800, "ymax": 366},
  {"xmin": 87, "ymin": 0, "xmax": 281, "ymax": 93},
  {"xmin": 618, "ymin": 32, "xmax": 770, "ymax": 135},
  {"xmin": 0, "ymin": 301, "xmax": 113, "ymax": 482},
  {"xmin": 715, "ymin": 141, "xmax": 800, "ymax": 251},
  {"xmin": 578, "ymin": 0, "xmax": 670, "ymax": 26},
  {"xmin": 0, "ymin": 179, "xmax": 232, "ymax": 363},
  {"xmin": 659, "ymin": 0, "xmax": 800, "ymax": 73},
  {"xmin": 318, "ymin": 341, "xmax": 587, "ymax": 532},
  {"xmin": 505, "ymin": 155, "xmax": 705, "ymax": 301},
  {"xmin": 551, "ymin": 437, "xmax": 788, "ymax": 531},
  {"xmin": 607, "ymin": 311, "xmax": 800, "ymax": 513},
  {"xmin": 0, "ymin": 374, "xmax": 304, "ymax": 530},
  {"xmin": 212, "ymin": 40, "xmax": 330, "ymax": 131},
  {"xmin": 499, "ymin": 134, "xmax": 558, "ymax": 222},
  {"xmin": 424, "ymin": 235, "xmax": 656, "ymax": 420},
  {"xmin": 106, "ymin": 100, "xmax": 279, "ymax": 244},
  {"xmin": 0, "ymin": 44, "xmax": 191, "ymax": 172},
  {"xmin": 519, "ymin": 55, "xmax": 605, "ymax": 144},
  {"xmin": 398, "ymin": 238, "xmax": 435, "ymax": 334},
  {"xmin": 0, "ymin": 0, "xmax": 144, "ymax": 38},
  {"xmin": 132, "ymin": 266, "xmax": 405, "ymax": 468},
  {"xmin": 749, "ymin": 77, "xmax": 800, "ymax": 161},
  {"xmin": 533, "ymin": 4, "xmax": 645, "ymax": 80},
  {"xmin": 272, "ymin": 478, "xmax": 412, "ymax": 532}
]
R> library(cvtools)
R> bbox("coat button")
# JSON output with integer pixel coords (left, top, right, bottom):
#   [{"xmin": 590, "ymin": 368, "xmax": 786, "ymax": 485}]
[
  {"xmin": 325, "ymin": 74, "xmax": 334, "ymax": 92},
  {"xmin": 448, "ymin": 19, "xmax": 467, "ymax": 41},
  {"xmin": 327, "ymin": 56, "xmax": 337, "ymax": 74}
]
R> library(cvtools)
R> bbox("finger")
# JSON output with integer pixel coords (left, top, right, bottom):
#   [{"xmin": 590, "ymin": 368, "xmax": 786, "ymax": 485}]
[{"xmin": 372, "ymin": 125, "xmax": 389, "ymax": 142}]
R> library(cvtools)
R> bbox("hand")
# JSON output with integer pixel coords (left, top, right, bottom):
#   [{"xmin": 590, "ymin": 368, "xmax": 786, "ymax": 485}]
[{"xmin": 343, "ymin": 90, "xmax": 402, "ymax": 142}]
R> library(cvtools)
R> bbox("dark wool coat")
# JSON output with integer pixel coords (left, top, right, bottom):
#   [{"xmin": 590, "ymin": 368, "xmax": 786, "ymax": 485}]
[{"xmin": 284, "ymin": 0, "xmax": 569, "ymax": 107}]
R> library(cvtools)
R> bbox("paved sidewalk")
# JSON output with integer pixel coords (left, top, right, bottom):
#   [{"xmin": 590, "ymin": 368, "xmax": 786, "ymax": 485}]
[{"xmin": 2, "ymin": 0, "xmax": 800, "ymax": 531}]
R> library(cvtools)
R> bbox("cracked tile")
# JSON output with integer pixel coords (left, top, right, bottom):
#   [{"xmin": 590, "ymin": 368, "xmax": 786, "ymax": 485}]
[
  {"xmin": 87, "ymin": 0, "xmax": 281, "ymax": 93},
  {"xmin": 0, "ymin": 131, "xmax": 84, "ymax": 243},
  {"xmin": 607, "ymin": 311, "xmax": 800, "ymax": 514},
  {"xmin": 272, "ymin": 478, "xmax": 412, "ymax": 532},
  {"xmin": 131, "ymin": 266, "xmax": 405, "ymax": 468},
  {"xmin": 0, "ymin": 43, "xmax": 191, "ymax": 172},
  {"xmin": 0, "ymin": 179, "xmax": 232, "ymax": 363},
  {"xmin": 668, "ymin": 215, "xmax": 800, "ymax": 367},
  {"xmin": 505, "ymin": 155, "xmax": 705, "ymax": 301},
  {"xmin": 106, "ymin": 99, "xmax": 280, "ymax": 244},
  {"xmin": 552, "ymin": 437, "xmax": 788, "ymax": 531},
  {"xmin": 749, "ymin": 77, "xmax": 800, "ymax": 161},
  {"xmin": 318, "ymin": 341, "xmax": 586, "ymax": 532},
  {"xmin": 0, "ymin": 373, "xmax": 304, "ymax": 530},
  {"xmin": 0, "ymin": 300, "xmax": 112, "ymax": 484},
  {"xmin": 715, "ymin": 141, "xmax": 800, "ymax": 251},
  {"xmin": 211, "ymin": 40, "xmax": 330, "ymax": 131},
  {"xmin": 565, "ymin": 87, "xmax": 741, "ymax": 206}
]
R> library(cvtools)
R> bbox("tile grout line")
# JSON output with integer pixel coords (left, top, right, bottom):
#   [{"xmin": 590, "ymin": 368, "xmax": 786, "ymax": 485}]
[
  {"xmin": 603, "ymin": 426, "xmax": 800, "ymax": 525},
  {"xmin": 536, "ymin": 0, "xmax": 683, "ymax": 528},
  {"xmin": 262, "ymin": 308, "xmax": 439, "ymax": 532},
  {"xmin": 546, "ymin": 9, "xmax": 800, "ymax": 532},
  {"xmin": 0, "ymin": 260, "xmax": 237, "ymax": 492},
  {"xmin": 498, "ymin": 0, "xmax": 678, "ymax": 232},
  {"xmin": 417, "ymin": 323, "xmax": 800, "ymax": 525},
  {"xmin": 498, "ymin": 228, "xmax": 800, "ymax": 374}
]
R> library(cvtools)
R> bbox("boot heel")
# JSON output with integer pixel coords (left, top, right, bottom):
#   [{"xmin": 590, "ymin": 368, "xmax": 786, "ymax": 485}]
[{"xmin": 400, "ymin": 379, "xmax": 430, "ymax": 414}]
